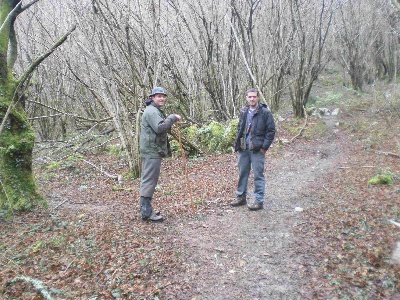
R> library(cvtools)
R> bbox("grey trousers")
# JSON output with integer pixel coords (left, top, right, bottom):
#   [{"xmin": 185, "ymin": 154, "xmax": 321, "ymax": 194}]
[
  {"xmin": 236, "ymin": 149, "xmax": 265, "ymax": 203},
  {"xmin": 140, "ymin": 157, "xmax": 162, "ymax": 198}
]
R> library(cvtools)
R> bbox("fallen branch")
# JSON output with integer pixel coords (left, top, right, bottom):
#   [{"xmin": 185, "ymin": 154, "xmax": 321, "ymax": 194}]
[
  {"xmin": 177, "ymin": 124, "xmax": 194, "ymax": 212},
  {"xmin": 378, "ymin": 151, "xmax": 400, "ymax": 158},
  {"xmin": 294, "ymin": 222, "xmax": 308, "ymax": 227},
  {"xmin": 339, "ymin": 166, "xmax": 375, "ymax": 169},
  {"xmin": 291, "ymin": 106, "xmax": 308, "ymax": 143},
  {"xmin": 52, "ymin": 198, "xmax": 69, "ymax": 211},
  {"xmin": 389, "ymin": 219, "xmax": 400, "ymax": 228},
  {"xmin": 82, "ymin": 159, "xmax": 118, "ymax": 180},
  {"xmin": 63, "ymin": 259, "xmax": 76, "ymax": 274},
  {"xmin": 6, "ymin": 276, "xmax": 53, "ymax": 300},
  {"xmin": 170, "ymin": 125, "xmax": 202, "ymax": 155}
]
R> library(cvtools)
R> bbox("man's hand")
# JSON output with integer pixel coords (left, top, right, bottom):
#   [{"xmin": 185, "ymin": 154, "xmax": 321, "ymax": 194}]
[
  {"xmin": 175, "ymin": 114, "xmax": 182, "ymax": 121},
  {"xmin": 261, "ymin": 149, "xmax": 266, "ymax": 155}
]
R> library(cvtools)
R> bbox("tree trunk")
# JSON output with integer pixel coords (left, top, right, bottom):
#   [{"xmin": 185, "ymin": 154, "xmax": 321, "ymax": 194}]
[
  {"xmin": 0, "ymin": 83, "xmax": 43, "ymax": 210},
  {"xmin": 1, "ymin": 0, "xmax": 73, "ymax": 211},
  {"xmin": 0, "ymin": 2, "xmax": 41, "ymax": 210}
]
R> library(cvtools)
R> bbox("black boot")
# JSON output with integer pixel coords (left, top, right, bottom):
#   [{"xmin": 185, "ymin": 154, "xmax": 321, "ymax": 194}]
[
  {"xmin": 140, "ymin": 196, "xmax": 163, "ymax": 221},
  {"xmin": 230, "ymin": 195, "xmax": 247, "ymax": 207}
]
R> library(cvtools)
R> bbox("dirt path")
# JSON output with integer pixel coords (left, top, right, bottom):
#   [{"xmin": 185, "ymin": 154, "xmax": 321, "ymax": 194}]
[
  {"xmin": 165, "ymin": 115, "xmax": 345, "ymax": 299},
  {"xmin": 4, "ymin": 108, "xmax": 399, "ymax": 299}
]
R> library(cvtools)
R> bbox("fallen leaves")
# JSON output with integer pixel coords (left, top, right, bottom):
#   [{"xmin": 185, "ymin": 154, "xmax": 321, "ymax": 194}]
[
  {"xmin": 295, "ymin": 108, "xmax": 400, "ymax": 298},
  {"xmin": 1, "ymin": 103, "xmax": 399, "ymax": 299}
]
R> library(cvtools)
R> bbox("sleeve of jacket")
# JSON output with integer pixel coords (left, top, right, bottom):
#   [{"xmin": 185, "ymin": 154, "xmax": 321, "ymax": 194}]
[
  {"xmin": 262, "ymin": 110, "xmax": 276, "ymax": 151},
  {"xmin": 157, "ymin": 114, "xmax": 178, "ymax": 133}
]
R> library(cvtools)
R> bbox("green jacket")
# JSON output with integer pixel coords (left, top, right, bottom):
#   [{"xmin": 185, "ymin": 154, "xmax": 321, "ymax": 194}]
[{"xmin": 140, "ymin": 102, "xmax": 178, "ymax": 158}]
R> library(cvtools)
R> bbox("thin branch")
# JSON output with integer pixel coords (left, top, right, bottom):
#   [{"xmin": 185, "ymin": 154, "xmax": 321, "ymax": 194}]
[
  {"xmin": 377, "ymin": 151, "xmax": 400, "ymax": 158},
  {"xmin": 177, "ymin": 124, "xmax": 194, "ymax": 212},
  {"xmin": 27, "ymin": 99, "xmax": 112, "ymax": 123},
  {"xmin": 17, "ymin": 25, "xmax": 77, "ymax": 86},
  {"xmin": 66, "ymin": 60, "xmax": 109, "ymax": 112},
  {"xmin": 81, "ymin": 159, "xmax": 118, "ymax": 180},
  {"xmin": 225, "ymin": 12, "xmax": 266, "ymax": 103},
  {"xmin": 291, "ymin": 106, "xmax": 308, "ymax": 142},
  {"xmin": 29, "ymin": 113, "xmax": 63, "ymax": 120},
  {"xmin": 0, "ymin": 1, "xmax": 22, "ymax": 36},
  {"xmin": 52, "ymin": 198, "xmax": 69, "ymax": 210},
  {"xmin": 6, "ymin": 276, "xmax": 53, "ymax": 300},
  {"xmin": 389, "ymin": 219, "xmax": 400, "ymax": 228},
  {"xmin": 20, "ymin": 0, "xmax": 41, "ymax": 13}
]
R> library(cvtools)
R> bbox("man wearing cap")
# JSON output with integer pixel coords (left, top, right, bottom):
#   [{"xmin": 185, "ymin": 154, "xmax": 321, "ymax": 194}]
[{"xmin": 139, "ymin": 87, "xmax": 181, "ymax": 221}]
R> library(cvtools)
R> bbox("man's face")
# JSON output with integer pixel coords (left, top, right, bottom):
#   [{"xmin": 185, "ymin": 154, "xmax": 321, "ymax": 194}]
[
  {"xmin": 246, "ymin": 92, "xmax": 259, "ymax": 109},
  {"xmin": 152, "ymin": 94, "xmax": 167, "ymax": 107}
]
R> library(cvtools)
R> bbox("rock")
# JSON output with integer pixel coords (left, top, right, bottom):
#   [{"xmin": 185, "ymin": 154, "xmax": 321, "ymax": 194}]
[
  {"xmin": 392, "ymin": 241, "xmax": 400, "ymax": 263},
  {"xmin": 331, "ymin": 108, "xmax": 340, "ymax": 115},
  {"xmin": 294, "ymin": 207, "xmax": 304, "ymax": 212},
  {"xmin": 318, "ymin": 108, "xmax": 331, "ymax": 116}
]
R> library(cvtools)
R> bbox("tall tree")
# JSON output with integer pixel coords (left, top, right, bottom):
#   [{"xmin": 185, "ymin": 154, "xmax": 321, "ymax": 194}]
[
  {"xmin": 288, "ymin": 0, "xmax": 334, "ymax": 117},
  {"xmin": 0, "ymin": 0, "xmax": 75, "ymax": 211}
]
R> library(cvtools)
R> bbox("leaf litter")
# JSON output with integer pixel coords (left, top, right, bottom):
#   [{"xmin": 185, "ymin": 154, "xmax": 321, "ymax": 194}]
[{"xmin": 1, "ymin": 106, "xmax": 400, "ymax": 299}]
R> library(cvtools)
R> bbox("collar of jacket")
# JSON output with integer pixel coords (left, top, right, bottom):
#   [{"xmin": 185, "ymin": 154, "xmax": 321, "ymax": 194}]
[
  {"xmin": 150, "ymin": 102, "xmax": 167, "ymax": 117},
  {"xmin": 151, "ymin": 102, "xmax": 161, "ymax": 109}
]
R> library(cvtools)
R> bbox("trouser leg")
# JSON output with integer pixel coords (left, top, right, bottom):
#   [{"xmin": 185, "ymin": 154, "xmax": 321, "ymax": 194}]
[
  {"xmin": 140, "ymin": 157, "xmax": 161, "ymax": 198},
  {"xmin": 251, "ymin": 150, "xmax": 265, "ymax": 203},
  {"xmin": 237, "ymin": 150, "xmax": 251, "ymax": 197},
  {"xmin": 139, "ymin": 158, "xmax": 161, "ymax": 218}
]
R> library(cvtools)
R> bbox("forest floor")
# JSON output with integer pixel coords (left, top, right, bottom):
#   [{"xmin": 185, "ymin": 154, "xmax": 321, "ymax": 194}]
[{"xmin": 1, "ymin": 82, "xmax": 400, "ymax": 300}]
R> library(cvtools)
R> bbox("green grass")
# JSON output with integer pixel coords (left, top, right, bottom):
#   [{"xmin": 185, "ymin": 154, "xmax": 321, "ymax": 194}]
[{"xmin": 368, "ymin": 173, "xmax": 394, "ymax": 185}]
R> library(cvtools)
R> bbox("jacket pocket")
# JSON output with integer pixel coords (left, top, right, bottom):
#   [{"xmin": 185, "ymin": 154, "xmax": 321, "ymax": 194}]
[
  {"xmin": 155, "ymin": 133, "xmax": 168, "ymax": 157},
  {"xmin": 240, "ymin": 136, "xmax": 246, "ymax": 150}
]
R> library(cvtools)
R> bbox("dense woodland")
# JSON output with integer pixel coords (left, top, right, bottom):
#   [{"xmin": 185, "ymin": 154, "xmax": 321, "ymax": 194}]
[
  {"xmin": 1, "ymin": 1, "xmax": 400, "ymax": 299},
  {"xmin": 1, "ymin": 0, "xmax": 400, "ymax": 209}
]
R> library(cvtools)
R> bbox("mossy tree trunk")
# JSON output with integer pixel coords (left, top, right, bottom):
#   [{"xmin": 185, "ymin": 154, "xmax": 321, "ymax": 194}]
[
  {"xmin": 0, "ymin": 0, "xmax": 75, "ymax": 211},
  {"xmin": 0, "ymin": 0, "xmax": 41, "ymax": 211},
  {"xmin": 0, "ymin": 83, "xmax": 41, "ymax": 211}
]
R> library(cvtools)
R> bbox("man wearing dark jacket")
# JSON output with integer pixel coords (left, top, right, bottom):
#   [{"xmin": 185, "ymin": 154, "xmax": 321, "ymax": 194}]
[
  {"xmin": 231, "ymin": 88, "xmax": 275, "ymax": 210},
  {"xmin": 139, "ymin": 87, "xmax": 181, "ymax": 221}
]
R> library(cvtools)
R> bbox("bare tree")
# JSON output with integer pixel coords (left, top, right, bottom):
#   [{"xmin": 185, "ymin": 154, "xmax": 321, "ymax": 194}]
[
  {"xmin": 372, "ymin": 0, "xmax": 400, "ymax": 82},
  {"xmin": 333, "ymin": 0, "xmax": 386, "ymax": 91},
  {"xmin": 0, "ymin": 0, "xmax": 75, "ymax": 211},
  {"xmin": 288, "ymin": 0, "xmax": 334, "ymax": 118},
  {"xmin": 9, "ymin": 0, "xmax": 399, "ymax": 187}
]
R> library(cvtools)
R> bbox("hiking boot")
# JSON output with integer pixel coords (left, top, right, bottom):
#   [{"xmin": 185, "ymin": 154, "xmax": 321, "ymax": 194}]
[
  {"xmin": 140, "ymin": 196, "xmax": 163, "ymax": 221},
  {"xmin": 247, "ymin": 201, "xmax": 263, "ymax": 211},
  {"xmin": 230, "ymin": 195, "xmax": 246, "ymax": 207},
  {"xmin": 142, "ymin": 212, "xmax": 164, "ymax": 222},
  {"xmin": 140, "ymin": 196, "xmax": 152, "ymax": 217}
]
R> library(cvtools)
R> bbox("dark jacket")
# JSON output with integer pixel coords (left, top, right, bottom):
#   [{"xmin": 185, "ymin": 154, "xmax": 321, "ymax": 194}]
[
  {"xmin": 140, "ymin": 102, "xmax": 178, "ymax": 158},
  {"xmin": 234, "ymin": 103, "xmax": 275, "ymax": 152}
]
